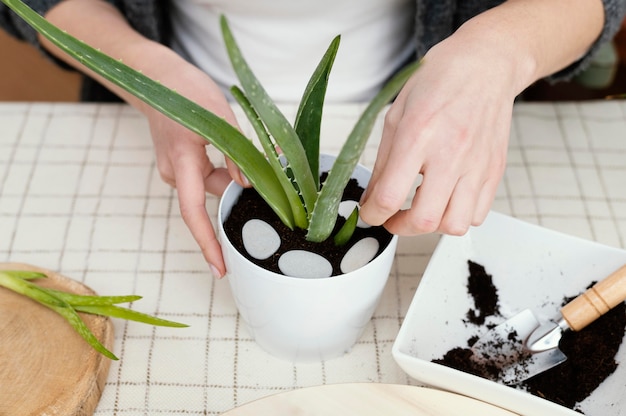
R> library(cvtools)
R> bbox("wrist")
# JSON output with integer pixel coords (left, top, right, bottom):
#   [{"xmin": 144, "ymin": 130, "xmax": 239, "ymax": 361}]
[
  {"xmin": 451, "ymin": 16, "xmax": 539, "ymax": 97},
  {"xmin": 449, "ymin": 0, "xmax": 604, "ymax": 94}
]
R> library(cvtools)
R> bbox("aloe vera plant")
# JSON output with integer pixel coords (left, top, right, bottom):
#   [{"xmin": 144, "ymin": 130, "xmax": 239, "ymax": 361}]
[
  {"xmin": 0, "ymin": 270, "xmax": 187, "ymax": 360},
  {"xmin": 1, "ymin": 0, "xmax": 419, "ymax": 244}
]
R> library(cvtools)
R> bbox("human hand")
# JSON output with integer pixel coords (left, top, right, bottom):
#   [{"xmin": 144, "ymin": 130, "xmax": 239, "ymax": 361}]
[
  {"xmin": 143, "ymin": 62, "xmax": 246, "ymax": 278},
  {"xmin": 41, "ymin": 1, "xmax": 245, "ymax": 277},
  {"xmin": 360, "ymin": 37, "xmax": 518, "ymax": 236}
]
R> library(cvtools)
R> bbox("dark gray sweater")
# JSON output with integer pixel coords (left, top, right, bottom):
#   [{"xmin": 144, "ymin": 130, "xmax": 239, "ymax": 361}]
[{"xmin": 2, "ymin": 0, "xmax": 625, "ymax": 100}]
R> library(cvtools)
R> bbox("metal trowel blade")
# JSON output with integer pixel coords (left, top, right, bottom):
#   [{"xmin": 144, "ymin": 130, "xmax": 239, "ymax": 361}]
[{"xmin": 470, "ymin": 309, "xmax": 567, "ymax": 384}]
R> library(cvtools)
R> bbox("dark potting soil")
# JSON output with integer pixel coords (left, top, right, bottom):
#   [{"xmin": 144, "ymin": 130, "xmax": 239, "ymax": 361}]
[
  {"xmin": 222, "ymin": 177, "xmax": 393, "ymax": 276},
  {"xmin": 465, "ymin": 260, "xmax": 500, "ymax": 325},
  {"xmin": 433, "ymin": 260, "xmax": 626, "ymax": 412}
]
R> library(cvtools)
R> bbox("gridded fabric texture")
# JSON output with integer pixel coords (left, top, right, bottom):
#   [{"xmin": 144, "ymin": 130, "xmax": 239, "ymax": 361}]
[{"xmin": 1, "ymin": 100, "xmax": 625, "ymax": 415}]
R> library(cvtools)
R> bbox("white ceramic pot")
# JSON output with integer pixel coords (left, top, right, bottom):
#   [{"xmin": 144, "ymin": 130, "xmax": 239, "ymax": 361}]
[{"xmin": 217, "ymin": 154, "xmax": 398, "ymax": 362}]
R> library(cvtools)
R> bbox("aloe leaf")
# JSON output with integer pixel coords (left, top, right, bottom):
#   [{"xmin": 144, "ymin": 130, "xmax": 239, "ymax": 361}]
[
  {"xmin": 50, "ymin": 303, "xmax": 119, "ymax": 360},
  {"xmin": 220, "ymin": 15, "xmax": 318, "ymax": 220},
  {"xmin": 294, "ymin": 35, "xmax": 340, "ymax": 189},
  {"xmin": 306, "ymin": 60, "xmax": 421, "ymax": 242},
  {"xmin": 0, "ymin": 270, "xmax": 47, "ymax": 280},
  {"xmin": 0, "ymin": 271, "xmax": 118, "ymax": 359},
  {"xmin": 46, "ymin": 290, "xmax": 142, "ymax": 306},
  {"xmin": 0, "ymin": 271, "xmax": 65, "ymax": 307},
  {"xmin": 333, "ymin": 206, "xmax": 359, "ymax": 246},
  {"xmin": 231, "ymin": 86, "xmax": 308, "ymax": 229},
  {"xmin": 74, "ymin": 305, "xmax": 188, "ymax": 328},
  {"xmin": 0, "ymin": 270, "xmax": 188, "ymax": 359},
  {"xmin": 1, "ymin": 0, "xmax": 294, "ymax": 229}
]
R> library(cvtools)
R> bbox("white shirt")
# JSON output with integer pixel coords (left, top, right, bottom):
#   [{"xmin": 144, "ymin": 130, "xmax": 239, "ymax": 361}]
[{"xmin": 169, "ymin": 0, "xmax": 415, "ymax": 103}]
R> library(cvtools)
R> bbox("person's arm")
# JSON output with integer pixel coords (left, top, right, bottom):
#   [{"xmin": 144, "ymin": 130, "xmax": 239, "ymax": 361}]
[
  {"xmin": 41, "ymin": 0, "xmax": 246, "ymax": 278},
  {"xmin": 547, "ymin": 0, "xmax": 626, "ymax": 82},
  {"xmin": 360, "ymin": 0, "xmax": 606, "ymax": 235}
]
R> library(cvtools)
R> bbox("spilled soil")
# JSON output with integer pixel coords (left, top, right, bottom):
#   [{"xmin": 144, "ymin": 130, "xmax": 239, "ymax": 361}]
[{"xmin": 433, "ymin": 261, "xmax": 626, "ymax": 412}]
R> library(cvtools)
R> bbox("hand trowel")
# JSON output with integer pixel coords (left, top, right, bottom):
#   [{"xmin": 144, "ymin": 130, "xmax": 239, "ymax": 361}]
[{"xmin": 470, "ymin": 263, "xmax": 626, "ymax": 385}]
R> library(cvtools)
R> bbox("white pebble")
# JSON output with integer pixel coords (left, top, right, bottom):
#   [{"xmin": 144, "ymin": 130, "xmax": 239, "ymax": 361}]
[
  {"xmin": 241, "ymin": 219, "xmax": 281, "ymax": 260},
  {"xmin": 340, "ymin": 237, "xmax": 380, "ymax": 274},
  {"xmin": 338, "ymin": 200, "xmax": 371, "ymax": 228},
  {"xmin": 278, "ymin": 250, "xmax": 333, "ymax": 278}
]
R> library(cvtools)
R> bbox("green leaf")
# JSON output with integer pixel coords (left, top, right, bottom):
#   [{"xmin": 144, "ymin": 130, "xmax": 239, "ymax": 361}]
[
  {"xmin": 0, "ymin": 271, "xmax": 65, "ymax": 307},
  {"xmin": 231, "ymin": 86, "xmax": 307, "ymax": 229},
  {"xmin": 0, "ymin": 270, "xmax": 187, "ymax": 360},
  {"xmin": 46, "ymin": 290, "xmax": 142, "ymax": 306},
  {"xmin": 50, "ymin": 303, "xmax": 119, "ymax": 360},
  {"xmin": 0, "ymin": 271, "xmax": 118, "ymax": 359},
  {"xmin": 0, "ymin": 270, "xmax": 47, "ymax": 280},
  {"xmin": 220, "ymin": 15, "xmax": 319, "ymax": 221},
  {"xmin": 74, "ymin": 305, "xmax": 188, "ymax": 328},
  {"xmin": 333, "ymin": 206, "xmax": 359, "ymax": 246},
  {"xmin": 294, "ymin": 35, "xmax": 340, "ymax": 189},
  {"xmin": 306, "ymin": 60, "xmax": 421, "ymax": 242},
  {"xmin": 0, "ymin": 0, "xmax": 294, "ymax": 229}
]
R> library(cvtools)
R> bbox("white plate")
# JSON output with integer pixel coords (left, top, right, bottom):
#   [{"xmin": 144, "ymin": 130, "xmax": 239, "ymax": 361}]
[
  {"xmin": 222, "ymin": 383, "xmax": 518, "ymax": 415},
  {"xmin": 392, "ymin": 211, "xmax": 626, "ymax": 416}
]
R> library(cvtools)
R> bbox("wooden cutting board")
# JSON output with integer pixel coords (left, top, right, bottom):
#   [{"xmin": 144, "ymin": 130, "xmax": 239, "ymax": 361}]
[
  {"xmin": 0, "ymin": 263, "xmax": 114, "ymax": 416},
  {"xmin": 222, "ymin": 383, "xmax": 519, "ymax": 415}
]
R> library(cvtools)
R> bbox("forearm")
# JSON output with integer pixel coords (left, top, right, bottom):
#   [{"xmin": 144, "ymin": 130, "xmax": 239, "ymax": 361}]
[
  {"xmin": 451, "ymin": 0, "xmax": 605, "ymax": 94},
  {"xmin": 40, "ymin": 0, "xmax": 186, "ymax": 114}
]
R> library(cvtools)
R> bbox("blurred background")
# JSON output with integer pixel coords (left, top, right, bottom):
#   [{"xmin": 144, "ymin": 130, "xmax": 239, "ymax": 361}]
[
  {"xmin": 1, "ymin": 28, "xmax": 80, "ymax": 101},
  {"xmin": 1, "ymin": 18, "xmax": 625, "ymax": 102}
]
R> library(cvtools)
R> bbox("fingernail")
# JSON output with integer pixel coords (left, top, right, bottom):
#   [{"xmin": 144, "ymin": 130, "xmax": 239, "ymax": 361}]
[{"xmin": 209, "ymin": 263, "xmax": 223, "ymax": 279}]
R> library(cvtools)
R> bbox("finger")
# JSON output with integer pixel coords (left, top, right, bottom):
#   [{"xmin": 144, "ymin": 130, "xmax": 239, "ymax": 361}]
[
  {"xmin": 472, "ymin": 176, "xmax": 501, "ymax": 226},
  {"xmin": 362, "ymin": 104, "xmax": 401, "ymax": 204},
  {"xmin": 438, "ymin": 175, "xmax": 482, "ymax": 236},
  {"xmin": 212, "ymin": 104, "xmax": 248, "ymax": 189},
  {"xmin": 203, "ymin": 165, "xmax": 232, "ymax": 196},
  {"xmin": 360, "ymin": 123, "xmax": 426, "ymax": 227},
  {"xmin": 154, "ymin": 153, "xmax": 177, "ymax": 188},
  {"xmin": 159, "ymin": 171, "xmax": 176, "ymax": 189},
  {"xmin": 174, "ymin": 155, "xmax": 226, "ymax": 278},
  {"xmin": 361, "ymin": 146, "xmax": 421, "ymax": 225},
  {"xmin": 362, "ymin": 73, "xmax": 421, "ymax": 207},
  {"xmin": 225, "ymin": 156, "xmax": 249, "ymax": 188},
  {"xmin": 383, "ymin": 162, "xmax": 459, "ymax": 235}
]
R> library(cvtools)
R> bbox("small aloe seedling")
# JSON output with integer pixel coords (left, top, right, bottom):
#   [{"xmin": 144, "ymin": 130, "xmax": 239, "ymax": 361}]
[
  {"xmin": 2, "ymin": 0, "xmax": 419, "ymax": 244},
  {"xmin": 0, "ymin": 270, "xmax": 187, "ymax": 360}
]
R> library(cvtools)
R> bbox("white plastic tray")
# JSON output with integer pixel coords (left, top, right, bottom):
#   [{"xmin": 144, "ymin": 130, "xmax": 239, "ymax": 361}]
[{"xmin": 393, "ymin": 211, "xmax": 626, "ymax": 416}]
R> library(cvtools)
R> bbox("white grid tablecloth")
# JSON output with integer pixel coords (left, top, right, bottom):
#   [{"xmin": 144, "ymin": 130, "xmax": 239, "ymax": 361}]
[{"xmin": 1, "ymin": 100, "xmax": 625, "ymax": 415}]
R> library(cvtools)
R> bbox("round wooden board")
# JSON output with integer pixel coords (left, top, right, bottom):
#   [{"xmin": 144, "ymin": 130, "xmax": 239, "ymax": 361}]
[
  {"xmin": 0, "ymin": 263, "xmax": 114, "ymax": 416},
  {"xmin": 222, "ymin": 383, "xmax": 520, "ymax": 416}
]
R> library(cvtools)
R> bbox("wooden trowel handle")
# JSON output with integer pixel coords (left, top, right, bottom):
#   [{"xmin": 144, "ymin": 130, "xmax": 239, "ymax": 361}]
[{"xmin": 561, "ymin": 263, "xmax": 626, "ymax": 331}]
